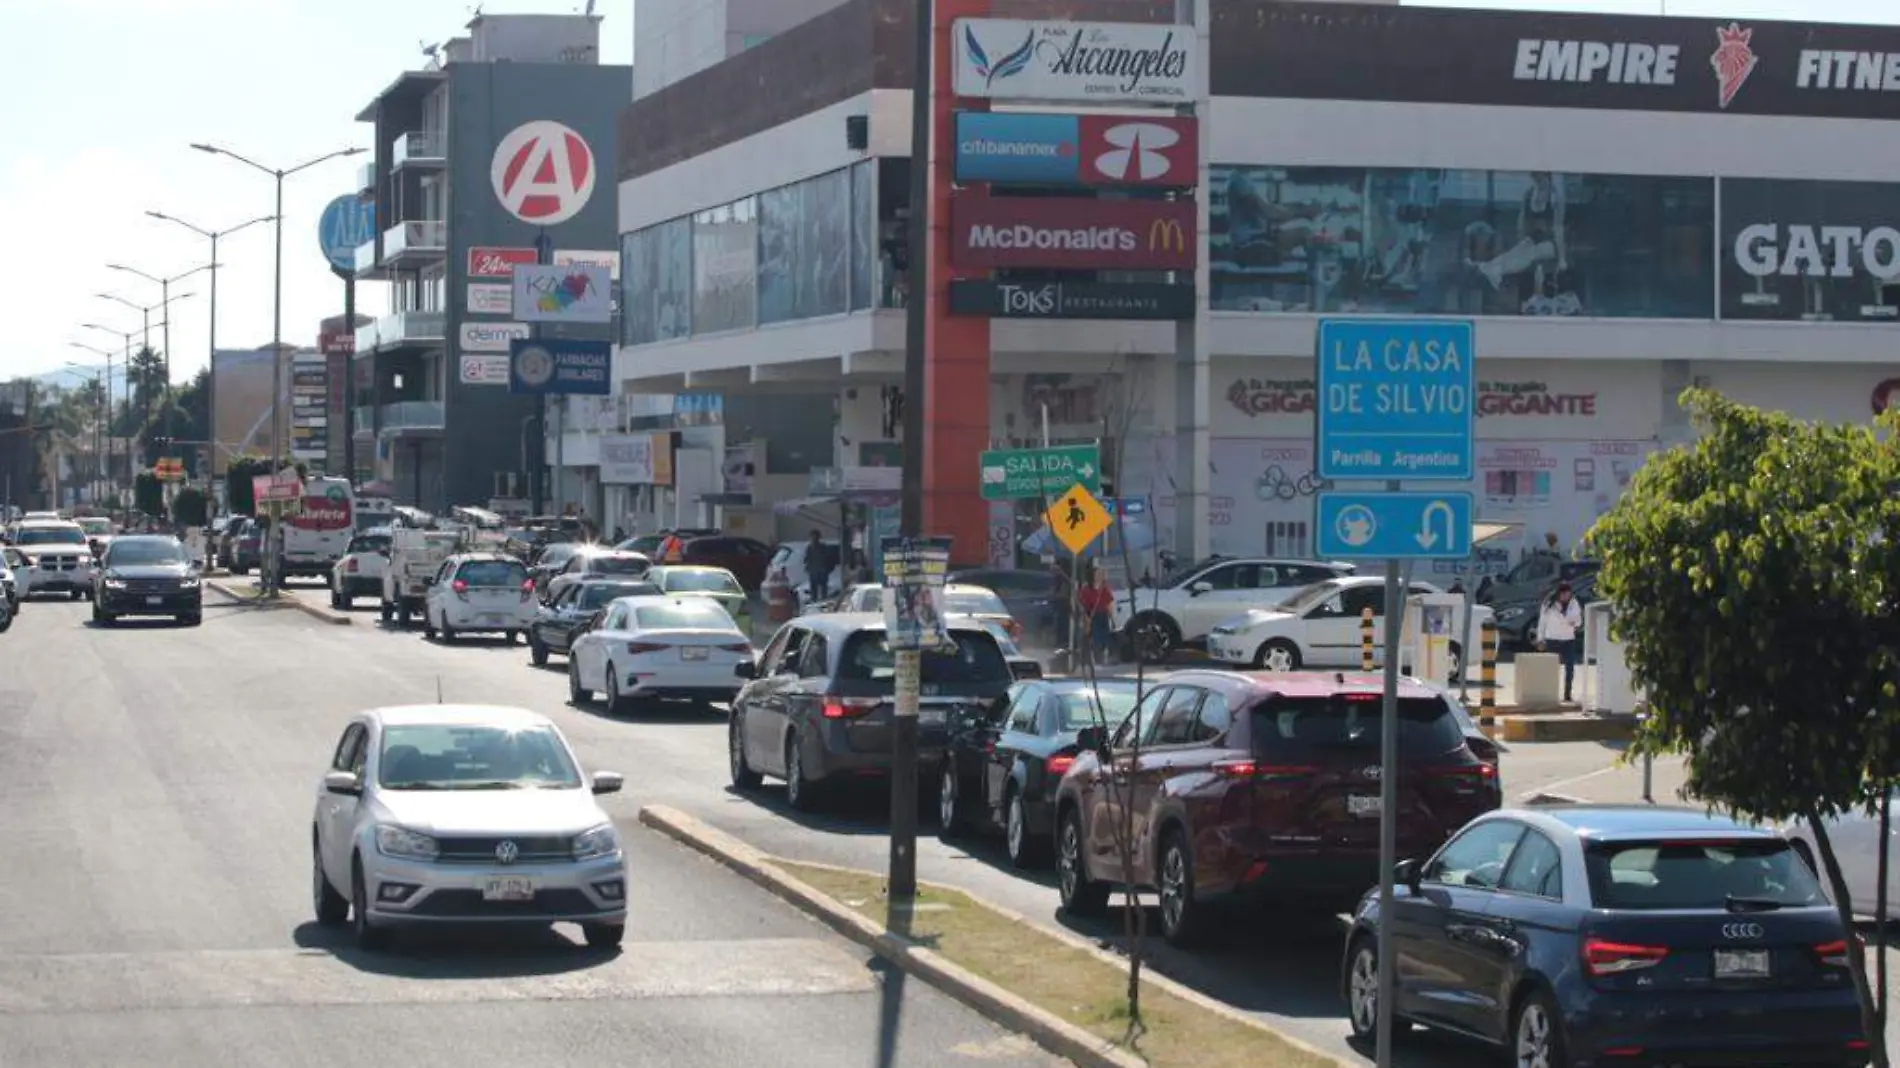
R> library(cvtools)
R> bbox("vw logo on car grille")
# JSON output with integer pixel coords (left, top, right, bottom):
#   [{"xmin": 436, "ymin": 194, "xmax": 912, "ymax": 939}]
[
  {"xmin": 1361, "ymin": 765, "xmax": 1382, "ymax": 781},
  {"xmin": 1721, "ymin": 922, "xmax": 1764, "ymax": 939},
  {"xmin": 495, "ymin": 840, "xmax": 519, "ymax": 865}
]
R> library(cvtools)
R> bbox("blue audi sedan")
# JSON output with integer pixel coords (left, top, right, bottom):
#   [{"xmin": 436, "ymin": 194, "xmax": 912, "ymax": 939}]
[{"xmin": 1341, "ymin": 806, "xmax": 1869, "ymax": 1068}]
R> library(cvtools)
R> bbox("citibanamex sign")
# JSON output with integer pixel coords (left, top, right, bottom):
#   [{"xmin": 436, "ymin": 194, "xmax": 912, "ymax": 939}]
[{"xmin": 491, "ymin": 121, "xmax": 596, "ymax": 225}]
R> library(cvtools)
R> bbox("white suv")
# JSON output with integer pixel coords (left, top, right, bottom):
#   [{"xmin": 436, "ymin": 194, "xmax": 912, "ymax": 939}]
[
  {"xmin": 331, "ymin": 528, "xmax": 392, "ymax": 609},
  {"xmin": 1113, "ymin": 555, "xmax": 1352, "ymax": 662},
  {"xmin": 8, "ymin": 520, "xmax": 96, "ymax": 600},
  {"xmin": 422, "ymin": 553, "xmax": 536, "ymax": 643}
]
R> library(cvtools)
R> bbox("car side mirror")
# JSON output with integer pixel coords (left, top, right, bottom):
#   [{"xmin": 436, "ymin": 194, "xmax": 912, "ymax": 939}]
[
  {"xmin": 734, "ymin": 660, "xmax": 758, "ymax": 679},
  {"xmin": 421, "ymin": 577, "xmax": 436, "ymax": 587},
  {"xmin": 590, "ymin": 770, "xmax": 624, "ymax": 795},
  {"xmin": 1075, "ymin": 725, "xmax": 1106, "ymax": 754},
  {"xmin": 1190, "ymin": 581, "xmax": 1212, "ymax": 596},
  {"xmin": 323, "ymin": 770, "xmax": 361, "ymax": 796},
  {"xmin": 1395, "ymin": 858, "xmax": 1422, "ymax": 890}
]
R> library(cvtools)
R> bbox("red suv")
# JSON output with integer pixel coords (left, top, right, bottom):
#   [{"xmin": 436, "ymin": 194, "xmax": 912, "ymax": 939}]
[{"xmin": 1052, "ymin": 671, "xmax": 1500, "ymax": 946}]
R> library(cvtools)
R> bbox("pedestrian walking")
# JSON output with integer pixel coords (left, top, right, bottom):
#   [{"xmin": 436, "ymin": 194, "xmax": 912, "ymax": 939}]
[
  {"xmin": 1536, "ymin": 580, "xmax": 1585, "ymax": 703},
  {"xmin": 1076, "ymin": 566, "xmax": 1116, "ymax": 668},
  {"xmin": 804, "ymin": 529, "xmax": 834, "ymax": 604}
]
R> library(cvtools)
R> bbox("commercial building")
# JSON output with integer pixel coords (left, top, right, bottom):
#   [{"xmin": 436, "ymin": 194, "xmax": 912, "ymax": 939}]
[
  {"xmin": 615, "ymin": 0, "xmax": 1900, "ymax": 571},
  {"xmin": 211, "ymin": 343, "xmax": 316, "ymax": 475},
  {"xmin": 352, "ymin": 11, "xmax": 629, "ymax": 511}
]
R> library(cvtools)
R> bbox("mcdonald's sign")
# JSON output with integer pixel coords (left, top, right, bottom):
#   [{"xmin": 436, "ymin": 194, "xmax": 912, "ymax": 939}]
[{"xmin": 951, "ymin": 196, "xmax": 1196, "ymax": 270}]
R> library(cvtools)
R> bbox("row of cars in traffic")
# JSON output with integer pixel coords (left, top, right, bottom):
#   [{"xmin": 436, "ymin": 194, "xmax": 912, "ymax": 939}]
[{"xmin": 0, "ymin": 512, "xmax": 206, "ymax": 627}]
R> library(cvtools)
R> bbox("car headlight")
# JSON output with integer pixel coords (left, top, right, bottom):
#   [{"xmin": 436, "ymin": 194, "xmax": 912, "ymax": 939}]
[
  {"xmin": 179, "ymin": 576, "xmax": 200, "ymax": 589},
  {"xmin": 571, "ymin": 823, "xmax": 619, "ymax": 860},
  {"xmin": 77, "ymin": 555, "xmax": 92, "ymax": 566},
  {"xmin": 375, "ymin": 825, "xmax": 440, "ymax": 860},
  {"xmin": 104, "ymin": 578, "xmax": 127, "ymax": 589}
]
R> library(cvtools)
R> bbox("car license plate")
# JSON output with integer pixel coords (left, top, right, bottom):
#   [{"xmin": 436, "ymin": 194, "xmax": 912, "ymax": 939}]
[
  {"xmin": 482, "ymin": 877, "xmax": 534, "ymax": 902},
  {"xmin": 480, "ymin": 614, "xmax": 504, "ymax": 624},
  {"xmin": 1714, "ymin": 948, "xmax": 1770, "ymax": 979},
  {"xmin": 1347, "ymin": 795, "xmax": 1381, "ymax": 817},
  {"xmin": 681, "ymin": 646, "xmax": 709, "ymax": 660},
  {"xmin": 146, "ymin": 596, "xmax": 163, "ymax": 605},
  {"xmin": 919, "ymin": 708, "xmax": 946, "ymax": 726}
]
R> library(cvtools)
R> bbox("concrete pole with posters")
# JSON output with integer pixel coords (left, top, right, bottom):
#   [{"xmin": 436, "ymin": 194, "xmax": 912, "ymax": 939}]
[{"xmin": 1173, "ymin": 0, "xmax": 1212, "ymax": 563}]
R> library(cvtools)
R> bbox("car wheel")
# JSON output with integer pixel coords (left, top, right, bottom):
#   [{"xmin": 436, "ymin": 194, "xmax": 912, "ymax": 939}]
[
  {"xmin": 330, "ymin": 590, "xmax": 344, "ymax": 610},
  {"xmin": 604, "ymin": 666, "xmax": 628, "ymax": 716},
  {"xmin": 529, "ymin": 635, "xmax": 549, "ymax": 666},
  {"xmin": 442, "ymin": 620, "xmax": 457, "ymax": 643},
  {"xmin": 350, "ymin": 859, "xmax": 389, "ymax": 951},
  {"xmin": 423, "ymin": 611, "xmax": 437, "ymax": 640},
  {"xmin": 68, "ymin": 589, "xmax": 82, "ymax": 602},
  {"xmin": 1256, "ymin": 639, "xmax": 1302, "ymax": 673},
  {"xmin": 784, "ymin": 732, "xmax": 819, "ymax": 811},
  {"xmin": 1447, "ymin": 642, "xmax": 1464, "ymax": 684},
  {"xmin": 92, "ymin": 601, "xmax": 112, "ymax": 626},
  {"xmin": 936, "ymin": 762, "xmax": 966, "ymax": 839},
  {"xmin": 1512, "ymin": 988, "xmax": 1566, "ymax": 1068},
  {"xmin": 380, "ymin": 601, "xmax": 393, "ymax": 624},
  {"xmin": 568, "ymin": 657, "xmax": 590, "ymax": 705},
  {"xmin": 1129, "ymin": 613, "xmax": 1179, "ymax": 663},
  {"xmin": 729, "ymin": 712, "xmax": 762, "ymax": 789},
  {"xmin": 1345, "ymin": 935, "xmax": 1391, "ymax": 1041},
  {"xmin": 178, "ymin": 614, "xmax": 202, "ymax": 627},
  {"xmin": 1005, "ymin": 787, "xmax": 1044, "ymax": 868},
  {"xmin": 398, "ymin": 603, "xmax": 412, "ymax": 628},
  {"xmin": 1056, "ymin": 807, "xmax": 1108, "ymax": 916},
  {"xmin": 582, "ymin": 922, "xmax": 625, "ymax": 949},
  {"xmin": 1157, "ymin": 829, "xmax": 1204, "ymax": 946},
  {"xmin": 312, "ymin": 837, "xmax": 348, "ymax": 926}
]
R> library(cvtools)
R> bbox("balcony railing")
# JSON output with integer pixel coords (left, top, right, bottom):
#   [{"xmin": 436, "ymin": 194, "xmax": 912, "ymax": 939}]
[
  {"xmin": 383, "ymin": 219, "xmax": 446, "ymax": 261},
  {"xmin": 355, "ymin": 308, "xmax": 446, "ymax": 353},
  {"xmin": 392, "ymin": 130, "xmax": 445, "ymax": 168},
  {"xmin": 356, "ymin": 160, "xmax": 377, "ymax": 194},
  {"xmin": 381, "ymin": 400, "xmax": 445, "ymax": 430},
  {"xmin": 354, "ymin": 237, "xmax": 378, "ymax": 275},
  {"xmin": 350, "ymin": 406, "xmax": 375, "ymax": 433}
]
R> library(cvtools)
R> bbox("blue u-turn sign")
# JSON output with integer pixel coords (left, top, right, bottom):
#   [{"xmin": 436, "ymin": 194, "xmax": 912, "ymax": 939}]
[
  {"xmin": 317, "ymin": 195, "xmax": 377, "ymax": 273},
  {"xmin": 1315, "ymin": 319, "xmax": 1475, "ymax": 482}
]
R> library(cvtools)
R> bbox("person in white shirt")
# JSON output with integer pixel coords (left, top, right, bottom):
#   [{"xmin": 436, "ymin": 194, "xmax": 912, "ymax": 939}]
[{"xmin": 1536, "ymin": 581, "xmax": 1585, "ymax": 703}]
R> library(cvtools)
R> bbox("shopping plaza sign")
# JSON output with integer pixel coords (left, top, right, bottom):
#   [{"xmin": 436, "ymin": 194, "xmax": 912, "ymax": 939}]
[{"xmin": 953, "ymin": 19, "xmax": 1201, "ymax": 103}]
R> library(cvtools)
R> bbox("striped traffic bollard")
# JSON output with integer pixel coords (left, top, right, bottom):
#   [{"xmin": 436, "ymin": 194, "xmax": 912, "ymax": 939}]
[
  {"xmin": 1479, "ymin": 619, "xmax": 1499, "ymax": 724},
  {"xmin": 1360, "ymin": 607, "xmax": 1376, "ymax": 672}
]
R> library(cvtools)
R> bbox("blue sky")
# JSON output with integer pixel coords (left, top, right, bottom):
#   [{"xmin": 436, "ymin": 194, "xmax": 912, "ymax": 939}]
[{"xmin": 3, "ymin": 0, "xmax": 1894, "ymax": 386}]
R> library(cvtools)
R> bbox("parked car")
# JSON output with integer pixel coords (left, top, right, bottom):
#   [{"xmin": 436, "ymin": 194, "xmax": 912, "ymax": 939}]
[
  {"xmin": 675, "ymin": 535, "xmax": 774, "ymax": 590},
  {"xmin": 91, "ymin": 535, "xmax": 202, "ymax": 626},
  {"xmin": 567, "ymin": 596, "xmax": 753, "ymax": 714},
  {"xmin": 761, "ymin": 539, "xmax": 844, "ymax": 610},
  {"xmin": 527, "ymin": 541, "xmax": 585, "ymax": 596},
  {"xmin": 1114, "ymin": 556, "xmax": 1355, "ymax": 662},
  {"xmin": 1476, "ymin": 553, "xmax": 1600, "ymax": 611},
  {"xmin": 1780, "ymin": 787, "xmax": 1899, "ymax": 921},
  {"xmin": 310, "ymin": 704, "xmax": 628, "ymax": 949},
  {"xmin": 977, "ymin": 620, "xmax": 1042, "ymax": 681},
  {"xmin": 939, "ymin": 677, "xmax": 1145, "ymax": 867},
  {"xmin": 421, "ymin": 554, "xmax": 536, "ymax": 643},
  {"xmin": 727, "ymin": 614, "xmax": 1015, "ymax": 810},
  {"xmin": 1491, "ymin": 570, "xmax": 1600, "ymax": 649},
  {"xmin": 527, "ymin": 578, "xmax": 660, "ymax": 666},
  {"xmin": 331, "ymin": 528, "xmax": 393, "ymax": 609},
  {"xmin": 815, "ymin": 583, "xmax": 1022, "ymax": 643},
  {"xmin": 1054, "ymin": 671, "xmax": 1501, "ymax": 945},
  {"xmin": 222, "ymin": 517, "xmax": 264, "ymax": 575},
  {"xmin": 544, "ymin": 549, "xmax": 653, "ymax": 605},
  {"xmin": 947, "ymin": 568, "xmax": 1064, "ymax": 641},
  {"xmin": 2, "ymin": 546, "xmax": 24, "ymax": 615},
  {"xmin": 1341, "ymin": 806, "xmax": 1866, "ymax": 1067},
  {"xmin": 1206, "ymin": 576, "xmax": 1493, "ymax": 680},
  {"xmin": 644, "ymin": 564, "xmax": 752, "ymax": 632},
  {"xmin": 615, "ymin": 528, "xmax": 720, "ymax": 558}
]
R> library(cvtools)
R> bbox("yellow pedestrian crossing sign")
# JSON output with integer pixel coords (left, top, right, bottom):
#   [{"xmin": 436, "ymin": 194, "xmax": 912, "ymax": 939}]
[{"xmin": 1045, "ymin": 483, "xmax": 1112, "ymax": 555}]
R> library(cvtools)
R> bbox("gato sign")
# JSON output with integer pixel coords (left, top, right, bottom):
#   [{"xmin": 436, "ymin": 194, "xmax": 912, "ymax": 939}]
[{"xmin": 953, "ymin": 18, "xmax": 1200, "ymax": 103}]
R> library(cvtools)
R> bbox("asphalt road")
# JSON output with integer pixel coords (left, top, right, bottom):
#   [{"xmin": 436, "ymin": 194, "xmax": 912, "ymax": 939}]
[{"xmin": 0, "ymin": 598, "xmax": 1062, "ymax": 1068}]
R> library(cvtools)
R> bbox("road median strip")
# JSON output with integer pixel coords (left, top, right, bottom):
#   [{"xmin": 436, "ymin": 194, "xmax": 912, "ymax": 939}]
[
  {"xmin": 204, "ymin": 579, "xmax": 352, "ymax": 625},
  {"xmin": 639, "ymin": 804, "xmax": 1348, "ymax": 1068}
]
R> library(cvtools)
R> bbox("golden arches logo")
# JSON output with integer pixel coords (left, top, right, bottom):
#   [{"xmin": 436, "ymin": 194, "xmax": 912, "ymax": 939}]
[{"xmin": 1147, "ymin": 218, "xmax": 1186, "ymax": 253}]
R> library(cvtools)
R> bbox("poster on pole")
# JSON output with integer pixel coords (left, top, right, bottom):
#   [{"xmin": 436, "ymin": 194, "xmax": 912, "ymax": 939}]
[{"xmin": 880, "ymin": 536, "xmax": 953, "ymax": 651}]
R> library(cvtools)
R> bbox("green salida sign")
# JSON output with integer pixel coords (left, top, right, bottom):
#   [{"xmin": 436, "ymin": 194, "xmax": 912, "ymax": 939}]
[{"xmin": 979, "ymin": 444, "xmax": 1102, "ymax": 501}]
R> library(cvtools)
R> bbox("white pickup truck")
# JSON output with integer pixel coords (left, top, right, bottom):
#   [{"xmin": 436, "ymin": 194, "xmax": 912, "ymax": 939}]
[{"xmin": 379, "ymin": 528, "xmax": 465, "ymax": 627}]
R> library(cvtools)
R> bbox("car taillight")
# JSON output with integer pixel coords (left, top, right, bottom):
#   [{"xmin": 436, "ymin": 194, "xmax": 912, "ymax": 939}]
[
  {"xmin": 1584, "ymin": 939, "xmax": 1668, "ymax": 976},
  {"xmin": 1815, "ymin": 939, "xmax": 1856, "ymax": 968},
  {"xmin": 719, "ymin": 642, "xmax": 751, "ymax": 653},
  {"xmin": 344, "ymin": 558, "xmax": 358, "ymax": 573},
  {"xmin": 1213, "ymin": 760, "xmax": 1317, "ymax": 781},
  {"xmin": 1434, "ymin": 763, "xmax": 1499, "ymax": 791},
  {"xmin": 1006, "ymin": 619, "xmax": 1022, "ymax": 640},
  {"xmin": 451, "ymin": 579, "xmax": 468, "ymax": 595},
  {"xmin": 520, "ymin": 578, "xmax": 535, "ymax": 600},
  {"xmin": 822, "ymin": 698, "xmax": 879, "ymax": 719},
  {"xmin": 1046, "ymin": 753, "xmax": 1076, "ymax": 777},
  {"xmin": 626, "ymin": 641, "xmax": 670, "ymax": 655}
]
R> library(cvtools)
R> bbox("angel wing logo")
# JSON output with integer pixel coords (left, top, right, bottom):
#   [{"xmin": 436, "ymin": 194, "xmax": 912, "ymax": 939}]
[{"xmin": 964, "ymin": 25, "xmax": 1036, "ymax": 89}]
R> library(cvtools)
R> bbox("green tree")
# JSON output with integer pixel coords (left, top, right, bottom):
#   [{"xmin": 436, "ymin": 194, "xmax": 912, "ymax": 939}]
[
  {"xmin": 226, "ymin": 456, "xmax": 272, "ymax": 516},
  {"xmin": 170, "ymin": 485, "xmax": 207, "ymax": 528},
  {"xmin": 1589, "ymin": 388, "xmax": 1896, "ymax": 1064},
  {"xmin": 133, "ymin": 472, "xmax": 164, "ymax": 518},
  {"xmin": 127, "ymin": 346, "xmax": 166, "ymax": 427}
]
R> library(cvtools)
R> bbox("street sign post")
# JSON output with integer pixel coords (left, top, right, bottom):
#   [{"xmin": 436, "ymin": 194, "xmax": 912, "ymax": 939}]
[
  {"xmin": 1315, "ymin": 319, "xmax": 1475, "ymax": 482},
  {"xmin": 980, "ymin": 444, "xmax": 1101, "ymax": 501},
  {"xmin": 1314, "ymin": 317, "xmax": 1477, "ymax": 1068},
  {"xmin": 1316, "ymin": 491, "xmax": 1474, "ymax": 560},
  {"xmin": 1044, "ymin": 483, "xmax": 1113, "ymax": 556}
]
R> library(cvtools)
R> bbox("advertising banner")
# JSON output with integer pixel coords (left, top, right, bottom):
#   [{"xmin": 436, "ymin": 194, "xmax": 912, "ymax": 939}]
[
  {"xmin": 1209, "ymin": 166, "xmax": 1714, "ymax": 318},
  {"xmin": 951, "ymin": 196, "xmax": 1195, "ymax": 270},
  {"xmin": 952, "ymin": 19, "xmax": 1199, "ymax": 104},
  {"xmin": 1219, "ymin": 2, "xmax": 1900, "ymax": 121},
  {"xmin": 692, "ymin": 199, "xmax": 759, "ymax": 334},
  {"xmin": 512, "ymin": 263, "xmax": 613, "ymax": 324},
  {"xmin": 649, "ymin": 432, "xmax": 674, "ymax": 487},
  {"xmin": 459, "ymin": 321, "xmax": 531, "ymax": 352},
  {"xmin": 953, "ymin": 112, "xmax": 1198, "ymax": 187},
  {"xmin": 759, "ymin": 170, "xmax": 848, "ymax": 325},
  {"xmin": 467, "ymin": 246, "xmax": 536, "ymax": 279},
  {"xmin": 509, "ymin": 338, "xmax": 612, "ymax": 396},
  {"xmin": 949, "ymin": 279, "xmax": 1194, "ymax": 320},
  {"xmin": 553, "ymin": 249, "xmax": 619, "ymax": 281},
  {"xmin": 721, "ymin": 442, "xmax": 758, "ymax": 496},
  {"xmin": 599, "ymin": 434, "xmax": 656, "ymax": 484},
  {"xmin": 459, "ymin": 353, "xmax": 510, "ymax": 386},
  {"xmin": 1719, "ymin": 178, "xmax": 1900, "ymax": 322},
  {"xmin": 880, "ymin": 536, "xmax": 953, "ymax": 651},
  {"xmin": 466, "ymin": 284, "xmax": 512, "ymax": 315}
]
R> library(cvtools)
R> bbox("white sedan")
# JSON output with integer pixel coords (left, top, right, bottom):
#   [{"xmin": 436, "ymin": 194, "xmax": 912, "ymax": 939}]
[
  {"xmin": 1205, "ymin": 576, "xmax": 1490, "ymax": 679},
  {"xmin": 423, "ymin": 554, "xmax": 537, "ymax": 643},
  {"xmin": 1783, "ymin": 793, "xmax": 1899, "ymax": 921},
  {"xmin": 568, "ymin": 596, "xmax": 754, "ymax": 715}
]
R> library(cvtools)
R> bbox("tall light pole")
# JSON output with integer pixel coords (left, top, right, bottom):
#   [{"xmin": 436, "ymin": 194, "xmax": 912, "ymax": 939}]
[
  {"xmin": 80, "ymin": 322, "xmax": 139, "ymax": 493},
  {"xmin": 106, "ymin": 262, "xmax": 217, "ymax": 449},
  {"xmin": 145, "ymin": 211, "xmax": 274, "ymax": 483},
  {"xmin": 191, "ymin": 142, "xmax": 362, "ymax": 595},
  {"xmin": 60, "ymin": 356, "xmax": 109, "ymax": 505},
  {"xmin": 96, "ymin": 293, "xmax": 192, "ymax": 459}
]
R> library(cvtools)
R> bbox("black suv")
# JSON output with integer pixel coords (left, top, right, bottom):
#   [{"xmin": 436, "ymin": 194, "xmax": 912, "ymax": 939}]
[
  {"xmin": 93, "ymin": 536, "xmax": 203, "ymax": 626},
  {"xmin": 727, "ymin": 613, "xmax": 1016, "ymax": 810}
]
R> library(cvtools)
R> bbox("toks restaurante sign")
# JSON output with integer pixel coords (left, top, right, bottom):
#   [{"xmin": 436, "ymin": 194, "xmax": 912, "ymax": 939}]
[{"xmin": 1228, "ymin": 378, "xmax": 1598, "ymax": 418}]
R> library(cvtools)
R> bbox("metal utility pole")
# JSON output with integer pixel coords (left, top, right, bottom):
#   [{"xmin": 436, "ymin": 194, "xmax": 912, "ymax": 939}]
[
  {"xmin": 60, "ymin": 360, "xmax": 108, "ymax": 503},
  {"xmin": 146, "ymin": 210, "xmax": 274, "ymax": 486},
  {"xmin": 108, "ymin": 262, "xmax": 217, "ymax": 451},
  {"xmin": 191, "ymin": 141, "xmax": 362, "ymax": 592},
  {"xmin": 97, "ymin": 291, "xmax": 193, "ymax": 462},
  {"xmin": 81, "ymin": 322, "xmax": 138, "ymax": 497}
]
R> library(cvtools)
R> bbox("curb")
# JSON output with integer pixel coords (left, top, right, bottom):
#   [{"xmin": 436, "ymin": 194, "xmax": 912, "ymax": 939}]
[
  {"xmin": 205, "ymin": 579, "xmax": 352, "ymax": 625},
  {"xmin": 1498, "ymin": 714, "xmax": 1634, "ymax": 743},
  {"xmin": 639, "ymin": 804, "xmax": 1355, "ymax": 1068},
  {"xmin": 1520, "ymin": 790, "xmax": 1589, "ymax": 806}
]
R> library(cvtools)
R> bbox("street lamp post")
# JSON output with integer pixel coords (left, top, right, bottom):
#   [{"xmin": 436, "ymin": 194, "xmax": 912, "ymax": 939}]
[
  {"xmin": 106, "ymin": 262, "xmax": 217, "ymax": 449},
  {"xmin": 145, "ymin": 211, "xmax": 274, "ymax": 488},
  {"xmin": 95, "ymin": 292, "xmax": 193, "ymax": 443},
  {"xmin": 80, "ymin": 322, "xmax": 138, "ymax": 496},
  {"xmin": 191, "ymin": 142, "xmax": 363, "ymax": 594},
  {"xmin": 60, "ymin": 356, "xmax": 110, "ymax": 505}
]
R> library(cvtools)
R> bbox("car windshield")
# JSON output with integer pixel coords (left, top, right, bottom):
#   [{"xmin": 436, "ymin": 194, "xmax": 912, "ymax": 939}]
[
  {"xmin": 15, "ymin": 527, "xmax": 85, "ymax": 546},
  {"xmin": 456, "ymin": 560, "xmax": 527, "ymax": 586},
  {"xmin": 839, "ymin": 631, "xmax": 1011, "ymax": 684},
  {"xmin": 634, "ymin": 601, "xmax": 736, "ymax": 631},
  {"xmin": 1252, "ymin": 694, "xmax": 1465, "ymax": 755},
  {"xmin": 1057, "ymin": 684, "xmax": 1142, "ymax": 730},
  {"xmin": 106, "ymin": 540, "xmax": 190, "ymax": 566},
  {"xmin": 1585, "ymin": 839, "xmax": 1824, "ymax": 911},
  {"xmin": 1282, "ymin": 579, "xmax": 1351, "ymax": 613},
  {"xmin": 348, "ymin": 534, "xmax": 392, "ymax": 554},
  {"xmin": 538, "ymin": 544, "xmax": 578, "ymax": 566},
  {"xmin": 944, "ymin": 588, "xmax": 1008, "ymax": 615},
  {"xmin": 1157, "ymin": 555, "xmax": 1228, "ymax": 588},
  {"xmin": 580, "ymin": 582, "xmax": 657, "ymax": 609},
  {"xmin": 854, "ymin": 587, "xmax": 884, "ymax": 611},
  {"xmin": 622, "ymin": 535, "xmax": 667, "ymax": 554},
  {"xmin": 78, "ymin": 518, "xmax": 111, "ymax": 535},
  {"xmin": 663, "ymin": 569, "xmax": 741, "ymax": 594},
  {"xmin": 586, "ymin": 554, "xmax": 650, "ymax": 576},
  {"xmin": 378, "ymin": 724, "xmax": 581, "ymax": 790}
]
